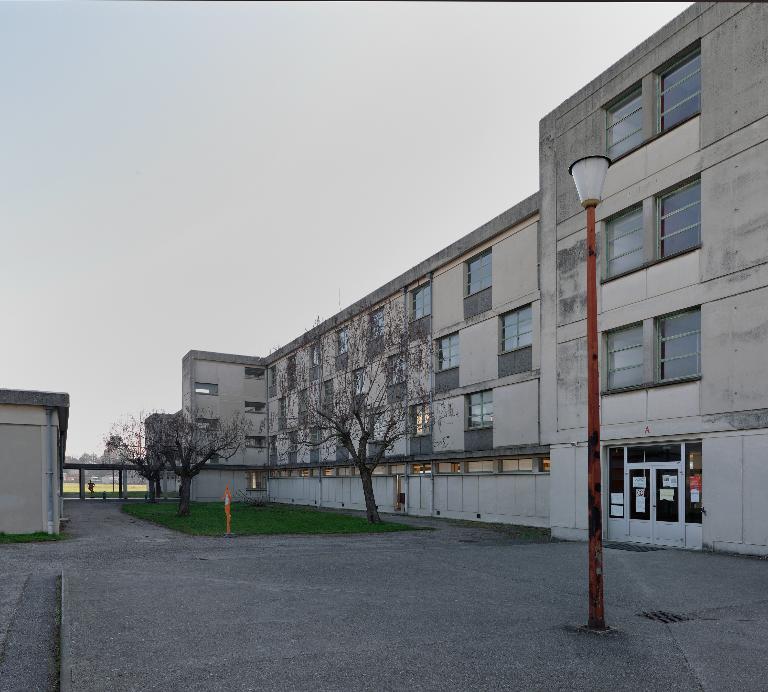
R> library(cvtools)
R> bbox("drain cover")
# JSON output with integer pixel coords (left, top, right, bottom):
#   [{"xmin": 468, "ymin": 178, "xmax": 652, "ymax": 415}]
[
  {"xmin": 604, "ymin": 542, "xmax": 666, "ymax": 552},
  {"xmin": 639, "ymin": 610, "xmax": 692, "ymax": 624}
]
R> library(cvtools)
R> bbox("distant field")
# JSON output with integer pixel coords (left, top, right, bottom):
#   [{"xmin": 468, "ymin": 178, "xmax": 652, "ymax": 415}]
[{"xmin": 63, "ymin": 482, "xmax": 147, "ymax": 494}]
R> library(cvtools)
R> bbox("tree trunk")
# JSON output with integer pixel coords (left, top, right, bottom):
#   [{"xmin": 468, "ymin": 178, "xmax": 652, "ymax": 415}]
[
  {"xmin": 359, "ymin": 466, "xmax": 381, "ymax": 523},
  {"xmin": 178, "ymin": 476, "xmax": 192, "ymax": 516},
  {"xmin": 154, "ymin": 477, "xmax": 163, "ymax": 499},
  {"xmin": 147, "ymin": 474, "xmax": 157, "ymax": 503}
]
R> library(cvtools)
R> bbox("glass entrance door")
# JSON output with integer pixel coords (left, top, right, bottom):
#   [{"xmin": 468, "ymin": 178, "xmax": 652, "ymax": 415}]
[{"xmin": 652, "ymin": 467, "xmax": 684, "ymax": 546}]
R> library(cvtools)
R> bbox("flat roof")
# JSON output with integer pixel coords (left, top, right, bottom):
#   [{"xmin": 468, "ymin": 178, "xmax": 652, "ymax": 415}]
[
  {"xmin": 182, "ymin": 350, "xmax": 266, "ymax": 366},
  {"xmin": 0, "ymin": 388, "xmax": 69, "ymax": 409}
]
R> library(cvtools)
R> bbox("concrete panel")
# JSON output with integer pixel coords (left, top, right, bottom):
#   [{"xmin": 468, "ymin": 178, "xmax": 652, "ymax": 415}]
[
  {"xmin": 548, "ymin": 446, "xmax": 577, "ymax": 532},
  {"xmin": 447, "ymin": 476, "xmax": 462, "ymax": 511},
  {"xmin": 458, "ymin": 319, "xmax": 497, "ymax": 387},
  {"xmin": 702, "ymin": 436, "xmax": 743, "ymax": 546},
  {"xmin": 647, "ymin": 381, "xmax": 700, "ymax": 421},
  {"xmin": 742, "ymin": 434, "xmax": 768, "ymax": 549},
  {"xmin": 464, "ymin": 287, "xmax": 492, "ymax": 320},
  {"xmin": 478, "ymin": 476, "xmax": 497, "ymax": 516},
  {"xmin": 556, "ymin": 233, "xmax": 586, "ymax": 326},
  {"xmin": 646, "ymin": 250, "xmax": 701, "ymax": 299},
  {"xmin": 601, "ymin": 271, "xmax": 646, "ymax": 313},
  {"xmin": 556, "ymin": 338, "xmax": 586, "ymax": 432},
  {"xmin": 493, "ymin": 379, "xmax": 539, "ymax": 447},
  {"xmin": 433, "ymin": 396, "xmax": 463, "ymax": 452},
  {"xmin": 702, "ymin": 140, "xmax": 768, "ymax": 280},
  {"xmin": 534, "ymin": 475, "xmax": 550, "ymax": 518},
  {"xmin": 512, "ymin": 475, "xmax": 536, "ymax": 518},
  {"xmin": 701, "ymin": 2, "xmax": 768, "ymax": 147},
  {"xmin": 433, "ymin": 265, "xmax": 463, "ymax": 333},
  {"xmin": 461, "ymin": 475, "xmax": 479, "ymax": 514},
  {"xmin": 602, "ymin": 390, "xmax": 647, "ymax": 426},
  {"xmin": 495, "ymin": 475, "xmax": 515, "ymax": 516},
  {"xmin": 493, "ymin": 221, "xmax": 538, "ymax": 307},
  {"xmin": 702, "ymin": 287, "xmax": 768, "ymax": 415},
  {"xmin": 0, "ymin": 424, "xmax": 43, "ymax": 534}
]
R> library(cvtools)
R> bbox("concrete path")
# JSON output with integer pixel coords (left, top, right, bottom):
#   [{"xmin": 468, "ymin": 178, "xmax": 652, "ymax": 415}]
[{"xmin": 1, "ymin": 501, "xmax": 767, "ymax": 691}]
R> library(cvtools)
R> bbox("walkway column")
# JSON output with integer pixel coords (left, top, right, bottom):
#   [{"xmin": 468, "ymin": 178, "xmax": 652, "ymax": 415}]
[
  {"xmin": 79, "ymin": 468, "xmax": 85, "ymax": 500},
  {"xmin": 118, "ymin": 470, "xmax": 123, "ymax": 498}
]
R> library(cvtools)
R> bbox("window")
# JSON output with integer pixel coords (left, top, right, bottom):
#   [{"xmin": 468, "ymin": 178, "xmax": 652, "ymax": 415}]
[
  {"xmin": 337, "ymin": 328, "xmax": 349, "ymax": 355},
  {"xmin": 268, "ymin": 435, "xmax": 277, "ymax": 457},
  {"xmin": 298, "ymin": 390, "xmax": 308, "ymax": 424},
  {"xmin": 195, "ymin": 417, "xmax": 218, "ymax": 430},
  {"xmin": 412, "ymin": 284, "xmax": 431, "ymax": 319},
  {"xmin": 466, "ymin": 250, "xmax": 492, "ymax": 295},
  {"xmin": 437, "ymin": 333, "xmax": 459, "ymax": 370},
  {"xmin": 268, "ymin": 366, "xmax": 277, "ymax": 397},
  {"xmin": 465, "ymin": 459, "xmax": 495, "ymax": 473},
  {"xmin": 370, "ymin": 309, "xmax": 384, "ymax": 338},
  {"xmin": 501, "ymin": 306, "xmax": 532, "ymax": 352},
  {"xmin": 286, "ymin": 355, "xmax": 297, "ymax": 390},
  {"xmin": 244, "ymin": 366, "xmax": 264, "ymax": 379},
  {"xmin": 606, "ymin": 206, "xmax": 644, "ymax": 277},
  {"xmin": 322, "ymin": 379, "xmax": 334, "ymax": 410},
  {"xmin": 501, "ymin": 458, "xmax": 534, "ymax": 472},
  {"xmin": 245, "ymin": 436, "xmax": 266, "ymax": 449},
  {"xmin": 685, "ymin": 441, "xmax": 702, "ymax": 524},
  {"xmin": 437, "ymin": 462, "xmax": 462, "ymax": 474},
  {"xmin": 607, "ymin": 324, "xmax": 644, "ymax": 389},
  {"xmin": 245, "ymin": 401, "xmax": 265, "ymax": 413},
  {"xmin": 387, "ymin": 354, "xmax": 405, "ymax": 384},
  {"xmin": 310, "ymin": 343, "xmax": 321, "ymax": 381},
  {"xmin": 658, "ymin": 309, "xmax": 701, "ymax": 381},
  {"xmin": 278, "ymin": 397, "xmax": 287, "ymax": 429},
  {"xmin": 411, "ymin": 463, "xmax": 432, "ymax": 475},
  {"xmin": 658, "ymin": 180, "xmax": 700, "ymax": 257},
  {"xmin": 467, "ymin": 390, "xmax": 493, "ymax": 428},
  {"xmin": 608, "ymin": 448, "xmax": 624, "ymax": 518},
  {"xmin": 246, "ymin": 470, "xmax": 266, "ymax": 490},
  {"xmin": 410, "ymin": 403, "xmax": 430, "ymax": 436},
  {"xmin": 606, "ymin": 87, "xmax": 643, "ymax": 159},
  {"xmin": 540, "ymin": 458, "xmax": 551, "ymax": 472},
  {"xmin": 659, "ymin": 50, "xmax": 700, "ymax": 132},
  {"xmin": 372, "ymin": 465, "xmax": 388, "ymax": 476},
  {"xmin": 194, "ymin": 382, "xmax": 218, "ymax": 396},
  {"xmin": 353, "ymin": 368, "xmax": 365, "ymax": 395},
  {"xmin": 323, "ymin": 467, "xmax": 335, "ymax": 477},
  {"xmin": 309, "ymin": 427, "xmax": 320, "ymax": 447}
]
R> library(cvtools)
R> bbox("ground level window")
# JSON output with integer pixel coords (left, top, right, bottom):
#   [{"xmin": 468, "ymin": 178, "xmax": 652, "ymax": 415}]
[
  {"xmin": 437, "ymin": 462, "xmax": 461, "ymax": 473},
  {"xmin": 372, "ymin": 465, "xmax": 388, "ymax": 476},
  {"xmin": 411, "ymin": 463, "xmax": 431, "ymax": 475},
  {"xmin": 322, "ymin": 467, "xmax": 335, "ymax": 477},
  {"xmin": 501, "ymin": 458, "xmax": 534, "ymax": 472},
  {"xmin": 465, "ymin": 459, "xmax": 496, "ymax": 473},
  {"xmin": 685, "ymin": 442, "xmax": 702, "ymax": 523},
  {"xmin": 246, "ymin": 471, "xmax": 266, "ymax": 490},
  {"xmin": 608, "ymin": 448, "xmax": 625, "ymax": 518}
]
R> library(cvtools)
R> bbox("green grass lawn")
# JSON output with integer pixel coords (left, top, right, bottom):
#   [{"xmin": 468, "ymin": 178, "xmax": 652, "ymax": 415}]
[
  {"xmin": 122, "ymin": 502, "xmax": 422, "ymax": 536},
  {"xmin": 0, "ymin": 531, "xmax": 67, "ymax": 544}
]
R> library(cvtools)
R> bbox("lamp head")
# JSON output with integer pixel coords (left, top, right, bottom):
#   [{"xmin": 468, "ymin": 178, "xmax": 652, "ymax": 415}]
[{"xmin": 568, "ymin": 155, "xmax": 611, "ymax": 208}]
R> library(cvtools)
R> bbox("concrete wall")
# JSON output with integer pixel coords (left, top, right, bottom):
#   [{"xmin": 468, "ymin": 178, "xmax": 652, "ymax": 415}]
[
  {"xmin": 266, "ymin": 472, "xmax": 549, "ymax": 527},
  {"xmin": 0, "ymin": 405, "xmax": 62, "ymax": 534}
]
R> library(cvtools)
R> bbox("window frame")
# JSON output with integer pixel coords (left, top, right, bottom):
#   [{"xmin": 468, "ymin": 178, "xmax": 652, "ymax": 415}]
[
  {"xmin": 194, "ymin": 382, "xmax": 218, "ymax": 396},
  {"xmin": 412, "ymin": 284, "xmax": 432, "ymax": 320},
  {"xmin": 605, "ymin": 85, "xmax": 643, "ymax": 160},
  {"xmin": 465, "ymin": 249, "xmax": 492, "ymax": 296},
  {"xmin": 500, "ymin": 305, "xmax": 533, "ymax": 353},
  {"xmin": 370, "ymin": 309, "xmax": 385, "ymax": 338},
  {"xmin": 466, "ymin": 389, "xmax": 493, "ymax": 429},
  {"xmin": 244, "ymin": 366, "xmax": 265, "ymax": 380},
  {"xmin": 605, "ymin": 205, "xmax": 644, "ymax": 278},
  {"xmin": 244, "ymin": 400, "xmax": 266, "ymax": 413},
  {"xmin": 657, "ymin": 48, "xmax": 701, "ymax": 133},
  {"xmin": 606, "ymin": 323, "xmax": 644, "ymax": 390},
  {"xmin": 656, "ymin": 179, "xmax": 701, "ymax": 260},
  {"xmin": 656, "ymin": 308, "xmax": 701, "ymax": 382},
  {"xmin": 337, "ymin": 327, "xmax": 349, "ymax": 355},
  {"xmin": 437, "ymin": 333, "xmax": 460, "ymax": 371},
  {"xmin": 409, "ymin": 402, "xmax": 431, "ymax": 437}
]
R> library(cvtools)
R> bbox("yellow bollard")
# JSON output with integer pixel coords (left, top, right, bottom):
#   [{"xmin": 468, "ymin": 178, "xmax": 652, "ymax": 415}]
[{"xmin": 223, "ymin": 484, "xmax": 232, "ymax": 536}]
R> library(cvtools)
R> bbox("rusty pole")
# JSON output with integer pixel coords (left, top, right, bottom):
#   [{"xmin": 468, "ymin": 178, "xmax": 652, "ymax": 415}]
[{"xmin": 585, "ymin": 203, "xmax": 606, "ymax": 630}]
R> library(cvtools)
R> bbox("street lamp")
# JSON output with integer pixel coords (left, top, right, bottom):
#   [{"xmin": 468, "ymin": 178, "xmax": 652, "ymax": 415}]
[{"xmin": 569, "ymin": 154, "xmax": 611, "ymax": 631}]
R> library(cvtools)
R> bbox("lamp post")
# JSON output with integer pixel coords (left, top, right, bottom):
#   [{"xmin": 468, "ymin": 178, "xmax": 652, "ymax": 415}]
[{"xmin": 568, "ymin": 155, "xmax": 611, "ymax": 631}]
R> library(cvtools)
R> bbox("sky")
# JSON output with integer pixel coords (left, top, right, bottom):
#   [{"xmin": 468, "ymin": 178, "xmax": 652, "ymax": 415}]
[{"xmin": 0, "ymin": 2, "xmax": 691, "ymax": 456}]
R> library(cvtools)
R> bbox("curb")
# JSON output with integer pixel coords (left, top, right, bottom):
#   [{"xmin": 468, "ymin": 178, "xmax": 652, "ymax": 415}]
[{"xmin": 60, "ymin": 569, "xmax": 71, "ymax": 692}]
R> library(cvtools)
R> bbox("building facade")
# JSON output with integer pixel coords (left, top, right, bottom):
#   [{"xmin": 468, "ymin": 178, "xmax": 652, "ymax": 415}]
[
  {"xmin": 0, "ymin": 389, "xmax": 69, "ymax": 534},
  {"xmin": 185, "ymin": 3, "xmax": 768, "ymax": 555}
]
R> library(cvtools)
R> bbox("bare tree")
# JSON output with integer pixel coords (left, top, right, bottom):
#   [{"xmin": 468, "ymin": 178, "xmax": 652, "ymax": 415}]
[
  {"xmin": 105, "ymin": 412, "xmax": 168, "ymax": 503},
  {"xmin": 274, "ymin": 297, "xmax": 445, "ymax": 523},
  {"xmin": 151, "ymin": 408, "xmax": 251, "ymax": 516}
]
